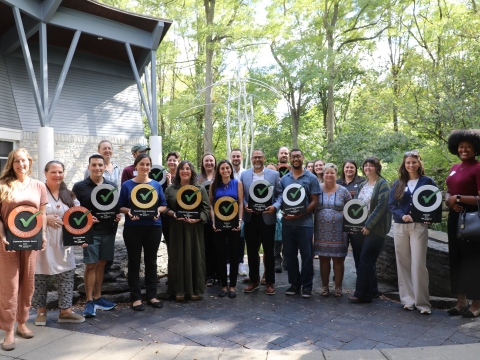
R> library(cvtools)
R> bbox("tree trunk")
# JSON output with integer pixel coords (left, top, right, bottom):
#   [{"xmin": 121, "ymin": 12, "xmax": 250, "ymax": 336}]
[{"xmin": 203, "ymin": 0, "xmax": 215, "ymax": 154}]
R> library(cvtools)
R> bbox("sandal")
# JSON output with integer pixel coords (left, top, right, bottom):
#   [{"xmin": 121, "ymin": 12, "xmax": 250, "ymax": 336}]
[
  {"xmin": 320, "ymin": 286, "xmax": 330, "ymax": 297},
  {"xmin": 334, "ymin": 287, "xmax": 343, "ymax": 298},
  {"xmin": 447, "ymin": 303, "xmax": 469, "ymax": 316}
]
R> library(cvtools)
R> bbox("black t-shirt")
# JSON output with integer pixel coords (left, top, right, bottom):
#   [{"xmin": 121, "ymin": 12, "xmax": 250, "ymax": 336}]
[
  {"xmin": 72, "ymin": 177, "xmax": 119, "ymax": 235},
  {"xmin": 336, "ymin": 175, "xmax": 366, "ymax": 194}
]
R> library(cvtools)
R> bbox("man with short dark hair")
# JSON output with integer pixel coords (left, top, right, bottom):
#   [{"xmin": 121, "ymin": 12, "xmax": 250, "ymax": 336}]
[
  {"xmin": 121, "ymin": 144, "xmax": 150, "ymax": 185},
  {"xmin": 230, "ymin": 148, "xmax": 247, "ymax": 276},
  {"xmin": 274, "ymin": 146, "xmax": 291, "ymax": 272},
  {"xmin": 241, "ymin": 150, "xmax": 282, "ymax": 295},
  {"xmin": 73, "ymin": 154, "xmax": 121, "ymax": 317},
  {"xmin": 281, "ymin": 148, "xmax": 320, "ymax": 298}
]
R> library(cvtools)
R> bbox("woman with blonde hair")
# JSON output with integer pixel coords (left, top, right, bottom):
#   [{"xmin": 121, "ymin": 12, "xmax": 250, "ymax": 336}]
[{"xmin": 0, "ymin": 148, "xmax": 47, "ymax": 351}]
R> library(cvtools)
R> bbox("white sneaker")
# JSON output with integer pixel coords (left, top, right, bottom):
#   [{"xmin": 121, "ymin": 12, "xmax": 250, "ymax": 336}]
[
  {"xmin": 238, "ymin": 263, "xmax": 247, "ymax": 276},
  {"xmin": 227, "ymin": 264, "xmax": 230, "ymax": 277}
]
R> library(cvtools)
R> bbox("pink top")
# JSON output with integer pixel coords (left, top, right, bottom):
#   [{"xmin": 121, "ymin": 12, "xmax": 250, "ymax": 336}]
[
  {"xmin": 0, "ymin": 179, "xmax": 48, "ymax": 223},
  {"xmin": 445, "ymin": 159, "xmax": 480, "ymax": 196}
]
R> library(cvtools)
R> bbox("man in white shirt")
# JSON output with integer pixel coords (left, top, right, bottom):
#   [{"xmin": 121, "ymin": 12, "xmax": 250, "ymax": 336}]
[{"xmin": 229, "ymin": 149, "xmax": 247, "ymax": 276}]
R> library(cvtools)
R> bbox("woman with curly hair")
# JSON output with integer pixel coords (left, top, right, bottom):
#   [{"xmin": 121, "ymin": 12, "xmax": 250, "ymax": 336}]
[
  {"xmin": 388, "ymin": 151, "xmax": 437, "ymax": 315},
  {"xmin": 164, "ymin": 160, "xmax": 210, "ymax": 301},
  {"xmin": 445, "ymin": 129, "xmax": 480, "ymax": 318}
]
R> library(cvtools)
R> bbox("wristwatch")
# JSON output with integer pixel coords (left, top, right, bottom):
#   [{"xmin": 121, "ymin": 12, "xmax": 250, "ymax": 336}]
[{"xmin": 456, "ymin": 195, "xmax": 461, "ymax": 202}]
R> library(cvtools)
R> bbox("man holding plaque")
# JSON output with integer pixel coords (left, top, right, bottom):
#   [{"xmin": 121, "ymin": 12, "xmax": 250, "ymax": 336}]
[
  {"xmin": 240, "ymin": 150, "xmax": 282, "ymax": 295},
  {"xmin": 281, "ymin": 149, "xmax": 320, "ymax": 298},
  {"xmin": 72, "ymin": 155, "xmax": 120, "ymax": 318},
  {"xmin": 274, "ymin": 146, "xmax": 291, "ymax": 273}
]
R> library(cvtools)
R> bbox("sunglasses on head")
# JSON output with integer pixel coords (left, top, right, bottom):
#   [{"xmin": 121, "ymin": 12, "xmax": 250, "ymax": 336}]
[{"xmin": 404, "ymin": 150, "xmax": 420, "ymax": 157}]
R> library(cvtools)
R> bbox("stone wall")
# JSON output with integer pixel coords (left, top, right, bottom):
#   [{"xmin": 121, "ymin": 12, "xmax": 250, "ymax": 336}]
[
  {"xmin": 20, "ymin": 131, "xmax": 147, "ymax": 188},
  {"xmin": 377, "ymin": 232, "xmax": 453, "ymax": 298}
]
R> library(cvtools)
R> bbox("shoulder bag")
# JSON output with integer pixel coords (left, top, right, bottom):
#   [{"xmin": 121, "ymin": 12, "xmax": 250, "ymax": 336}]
[{"xmin": 457, "ymin": 196, "xmax": 480, "ymax": 241}]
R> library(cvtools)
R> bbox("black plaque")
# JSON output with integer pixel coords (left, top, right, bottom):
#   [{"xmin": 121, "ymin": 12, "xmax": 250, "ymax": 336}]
[
  {"xmin": 278, "ymin": 165, "xmax": 290, "ymax": 178},
  {"xmin": 411, "ymin": 185, "xmax": 442, "ymax": 223},
  {"xmin": 131, "ymin": 184, "xmax": 159, "ymax": 218},
  {"xmin": 282, "ymin": 184, "xmax": 307, "ymax": 215},
  {"xmin": 90, "ymin": 184, "xmax": 119, "ymax": 222},
  {"xmin": 248, "ymin": 179, "xmax": 273, "ymax": 212},
  {"xmin": 176, "ymin": 185, "xmax": 201, "ymax": 219},
  {"xmin": 342, "ymin": 200, "xmax": 368, "ymax": 233},
  {"xmin": 62, "ymin": 206, "xmax": 94, "ymax": 246},
  {"xmin": 214, "ymin": 196, "xmax": 239, "ymax": 230},
  {"xmin": 5, "ymin": 206, "xmax": 43, "ymax": 251}
]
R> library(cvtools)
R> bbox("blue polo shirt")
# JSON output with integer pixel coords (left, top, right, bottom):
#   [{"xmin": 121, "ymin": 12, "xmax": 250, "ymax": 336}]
[{"xmin": 281, "ymin": 170, "xmax": 321, "ymax": 227}]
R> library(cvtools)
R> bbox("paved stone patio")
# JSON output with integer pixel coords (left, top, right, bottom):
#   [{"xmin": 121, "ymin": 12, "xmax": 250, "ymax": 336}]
[{"xmin": 30, "ymin": 249, "xmax": 480, "ymax": 352}]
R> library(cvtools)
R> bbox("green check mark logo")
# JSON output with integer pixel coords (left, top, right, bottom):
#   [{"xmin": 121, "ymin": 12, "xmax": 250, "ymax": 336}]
[
  {"xmin": 257, "ymin": 184, "xmax": 272, "ymax": 196},
  {"xmin": 290, "ymin": 185, "xmax": 303, "ymax": 199},
  {"xmin": 19, "ymin": 211, "xmax": 42, "ymax": 228},
  {"xmin": 351, "ymin": 204, "xmax": 367, "ymax": 217},
  {"xmin": 422, "ymin": 189, "xmax": 440, "ymax": 204},
  {"xmin": 139, "ymin": 188, "xmax": 155, "ymax": 201},
  {"xmin": 222, "ymin": 201, "xmax": 236, "ymax": 214},
  {"xmin": 185, "ymin": 189, "xmax": 201, "ymax": 202},
  {"xmin": 73, "ymin": 210, "xmax": 93, "ymax": 226},
  {"xmin": 151, "ymin": 168, "xmax": 164, "ymax": 180},
  {"xmin": 100, "ymin": 188, "xmax": 117, "ymax": 203},
  {"xmin": 281, "ymin": 168, "xmax": 289, "ymax": 176}
]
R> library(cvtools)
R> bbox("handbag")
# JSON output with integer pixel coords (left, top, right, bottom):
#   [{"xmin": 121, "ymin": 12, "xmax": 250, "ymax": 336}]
[{"xmin": 457, "ymin": 196, "xmax": 480, "ymax": 241}]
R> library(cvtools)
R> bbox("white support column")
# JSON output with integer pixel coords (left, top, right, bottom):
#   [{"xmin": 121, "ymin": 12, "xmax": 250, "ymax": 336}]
[
  {"xmin": 149, "ymin": 136, "xmax": 162, "ymax": 166},
  {"xmin": 37, "ymin": 127, "xmax": 54, "ymax": 181}
]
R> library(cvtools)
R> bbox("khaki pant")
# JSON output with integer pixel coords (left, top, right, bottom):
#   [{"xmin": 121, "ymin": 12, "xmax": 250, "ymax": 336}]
[
  {"xmin": 0, "ymin": 249, "xmax": 37, "ymax": 332},
  {"xmin": 393, "ymin": 222, "xmax": 430, "ymax": 311}
]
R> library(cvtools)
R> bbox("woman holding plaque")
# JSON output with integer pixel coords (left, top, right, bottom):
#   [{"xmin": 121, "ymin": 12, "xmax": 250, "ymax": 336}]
[
  {"xmin": 209, "ymin": 160, "xmax": 244, "ymax": 298},
  {"xmin": 33, "ymin": 161, "xmax": 86, "ymax": 326},
  {"xmin": 165, "ymin": 160, "xmax": 210, "ymax": 301},
  {"xmin": 198, "ymin": 153, "xmax": 218, "ymax": 287},
  {"xmin": 444, "ymin": 130, "xmax": 480, "ymax": 318},
  {"xmin": 0, "ymin": 148, "xmax": 47, "ymax": 351},
  {"xmin": 349, "ymin": 157, "xmax": 391, "ymax": 304},
  {"xmin": 119, "ymin": 153, "xmax": 167, "ymax": 311},
  {"xmin": 388, "ymin": 151, "xmax": 435, "ymax": 315},
  {"xmin": 314, "ymin": 163, "xmax": 352, "ymax": 298},
  {"xmin": 313, "ymin": 159, "xmax": 325, "ymax": 183}
]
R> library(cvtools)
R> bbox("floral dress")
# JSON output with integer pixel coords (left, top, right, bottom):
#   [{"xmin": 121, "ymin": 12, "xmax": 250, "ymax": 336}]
[{"xmin": 314, "ymin": 185, "xmax": 352, "ymax": 257}]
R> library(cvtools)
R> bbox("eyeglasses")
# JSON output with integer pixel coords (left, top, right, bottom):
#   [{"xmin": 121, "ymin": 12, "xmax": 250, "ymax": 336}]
[
  {"xmin": 290, "ymin": 155, "xmax": 303, "ymax": 160},
  {"xmin": 252, "ymin": 156, "xmax": 264, "ymax": 160},
  {"xmin": 404, "ymin": 150, "xmax": 419, "ymax": 157}
]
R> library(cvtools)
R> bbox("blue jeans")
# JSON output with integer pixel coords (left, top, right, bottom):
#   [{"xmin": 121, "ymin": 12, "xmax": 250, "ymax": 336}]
[
  {"xmin": 351, "ymin": 232, "xmax": 384, "ymax": 302},
  {"xmin": 282, "ymin": 225, "xmax": 314, "ymax": 290}
]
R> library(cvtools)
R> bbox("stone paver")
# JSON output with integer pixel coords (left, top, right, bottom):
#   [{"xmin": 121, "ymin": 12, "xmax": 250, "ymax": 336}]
[{"xmin": 26, "ymin": 249, "xmax": 480, "ymax": 354}]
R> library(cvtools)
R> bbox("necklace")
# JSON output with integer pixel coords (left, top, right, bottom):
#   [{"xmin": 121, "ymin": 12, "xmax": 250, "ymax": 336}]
[
  {"xmin": 46, "ymin": 184, "xmax": 61, "ymax": 208},
  {"xmin": 17, "ymin": 178, "xmax": 31, "ymax": 191},
  {"xmin": 459, "ymin": 163, "xmax": 473, "ymax": 171}
]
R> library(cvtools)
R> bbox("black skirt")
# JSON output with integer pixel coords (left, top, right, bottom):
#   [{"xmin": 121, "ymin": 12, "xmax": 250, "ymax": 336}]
[{"xmin": 447, "ymin": 206, "xmax": 480, "ymax": 299}]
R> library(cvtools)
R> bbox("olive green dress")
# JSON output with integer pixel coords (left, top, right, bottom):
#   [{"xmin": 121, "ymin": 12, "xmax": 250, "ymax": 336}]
[{"xmin": 164, "ymin": 185, "xmax": 210, "ymax": 297}]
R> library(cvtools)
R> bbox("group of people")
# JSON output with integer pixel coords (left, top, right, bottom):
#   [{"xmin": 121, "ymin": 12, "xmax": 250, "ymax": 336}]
[{"xmin": 1, "ymin": 129, "xmax": 480, "ymax": 351}]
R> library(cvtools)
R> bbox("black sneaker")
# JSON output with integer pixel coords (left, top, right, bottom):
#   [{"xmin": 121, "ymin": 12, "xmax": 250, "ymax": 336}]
[
  {"xmin": 285, "ymin": 285, "xmax": 300, "ymax": 295},
  {"xmin": 302, "ymin": 289, "xmax": 312, "ymax": 298}
]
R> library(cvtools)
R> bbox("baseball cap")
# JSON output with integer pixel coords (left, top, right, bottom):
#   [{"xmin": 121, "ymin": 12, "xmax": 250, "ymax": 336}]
[{"xmin": 131, "ymin": 144, "xmax": 151, "ymax": 153}]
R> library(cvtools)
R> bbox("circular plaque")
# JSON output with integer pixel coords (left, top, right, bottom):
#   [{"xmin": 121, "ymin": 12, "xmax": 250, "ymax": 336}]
[
  {"xmin": 131, "ymin": 184, "xmax": 158, "ymax": 209},
  {"xmin": 282, "ymin": 184, "xmax": 306, "ymax": 206},
  {"xmin": 63, "ymin": 206, "xmax": 94, "ymax": 235},
  {"xmin": 249, "ymin": 180, "xmax": 274, "ymax": 203},
  {"xmin": 91, "ymin": 184, "xmax": 119, "ymax": 211},
  {"xmin": 214, "ymin": 196, "xmax": 239, "ymax": 221},
  {"xmin": 149, "ymin": 165, "xmax": 167, "ymax": 185},
  {"xmin": 177, "ymin": 185, "xmax": 202, "ymax": 210},
  {"xmin": 7, "ymin": 206, "xmax": 43, "ymax": 239},
  {"xmin": 278, "ymin": 165, "xmax": 290, "ymax": 178},
  {"xmin": 412, "ymin": 185, "xmax": 442, "ymax": 213},
  {"xmin": 343, "ymin": 199, "xmax": 369, "ymax": 224}
]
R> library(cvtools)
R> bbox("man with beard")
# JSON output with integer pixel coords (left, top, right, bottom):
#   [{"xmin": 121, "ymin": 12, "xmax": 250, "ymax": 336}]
[
  {"xmin": 281, "ymin": 149, "xmax": 320, "ymax": 298},
  {"xmin": 229, "ymin": 149, "xmax": 248, "ymax": 276},
  {"xmin": 240, "ymin": 150, "xmax": 282, "ymax": 295},
  {"xmin": 274, "ymin": 146, "xmax": 291, "ymax": 272}
]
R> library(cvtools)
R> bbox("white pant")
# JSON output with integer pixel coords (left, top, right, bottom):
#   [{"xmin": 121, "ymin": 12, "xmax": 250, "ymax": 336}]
[{"xmin": 393, "ymin": 222, "xmax": 431, "ymax": 311}]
